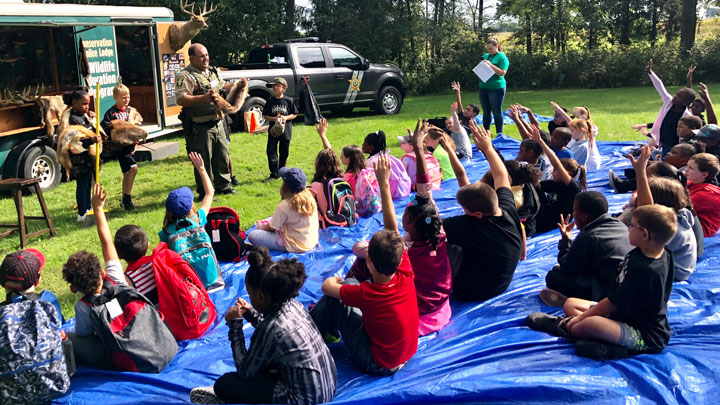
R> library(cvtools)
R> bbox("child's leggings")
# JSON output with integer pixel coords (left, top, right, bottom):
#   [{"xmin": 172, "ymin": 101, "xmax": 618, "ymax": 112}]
[
  {"xmin": 247, "ymin": 229, "xmax": 287, "ymax": 252},
  {"xmin": 76, "ymin": 169, "xmax": 92, "ymax": 216}
]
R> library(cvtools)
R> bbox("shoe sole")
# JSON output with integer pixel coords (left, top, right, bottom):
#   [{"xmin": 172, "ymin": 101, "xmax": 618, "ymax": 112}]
[
  {"xmin": 190, "ymin": 388, "xmax": 222, "ymax": 404},
  {"xmin": 575, "ymin": 340, "xmax": 629, "ymax": 360},
  {"xmin": 608, "ymin": 170, "xmax": 618, "ymax": 193},
  {"xmin": 540, "ymin": 289, "xmax": 568, "ymax": 307}
]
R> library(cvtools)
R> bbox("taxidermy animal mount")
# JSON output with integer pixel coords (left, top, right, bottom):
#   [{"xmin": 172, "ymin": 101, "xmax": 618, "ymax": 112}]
[{"xmin": 167, "ymin": 0, "xmax": 217, "ymax": 52}]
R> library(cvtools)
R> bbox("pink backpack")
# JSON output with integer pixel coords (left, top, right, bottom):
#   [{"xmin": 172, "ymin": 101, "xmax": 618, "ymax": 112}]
[
  {"xmin": 367, "ymin": 153, "xmax": 412, "ymax": 199},
  {"xmin": 401, "ymin": 152, "xmax": 442, "ymax": 190},
  {"xmin": 355, "ymin": 168, "xmax": 381, "ymax": 217}
]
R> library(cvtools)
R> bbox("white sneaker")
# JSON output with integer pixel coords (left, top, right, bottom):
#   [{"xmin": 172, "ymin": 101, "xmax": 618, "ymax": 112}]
[{"xmin": 190, "ymin": 386, "xmax": 223, "ymax": 404}]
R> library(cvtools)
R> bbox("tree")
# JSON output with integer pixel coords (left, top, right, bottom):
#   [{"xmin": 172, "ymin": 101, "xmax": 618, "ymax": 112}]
[{"xmin": 680, "ymin": 0, "xmax": 697, "ymax": 50}]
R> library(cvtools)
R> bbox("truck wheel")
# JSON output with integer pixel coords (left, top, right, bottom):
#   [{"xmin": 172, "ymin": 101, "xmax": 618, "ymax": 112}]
[
  {"xmin": 21, "ymin": 146, "xmax": 61, "ymax": 193},
  {"xmin": 241, "ymin": 96, "xmax": 267, "ymax": 130},
  {"xmin": 376, "ymin": 86, "xmax": 402, "ymax": 115}
]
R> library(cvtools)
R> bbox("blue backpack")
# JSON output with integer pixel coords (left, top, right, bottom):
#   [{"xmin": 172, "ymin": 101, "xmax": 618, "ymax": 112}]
[
  {"xmin": 0, "ymin": 300, "xmax": 70, "ymax": 403},
  {"xmin": 166, "ymin": 216, "xmax": 223, "ymax": 290}
]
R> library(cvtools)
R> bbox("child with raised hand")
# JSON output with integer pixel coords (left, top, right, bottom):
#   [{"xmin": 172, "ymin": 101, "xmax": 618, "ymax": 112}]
[
  {"xmin": 309, "ymin": 118, "xmax": 345, "ymax": 224},
  {"xmin": 442, "ymin": 120, "xmax": 523, "ymax": 301},
  {"xmin": 527, "ymin": 124, "xmax": 587, "ymax": 234},
  {"xmin": 160, "ymin": 152, "xmax": 223, "ymax": 293},
  {"xmin": 425, "ymin": 126, "xmax": 457, "ymax": 181},
  {"xmin": 567, "ymin": 118, "xmax": 601, "ymax": 170},
  {"xmin": 248, "ymin": 167, "xmax": 319, "ymax": 252},
  {"xmin": 646, "ymin": 59, "xmax": 696, "ymax": 156},
  {"xmin": 698, "ymin": 82, "xmax": 717, "ymax": 125},
  {"xmin": 310, "ymin": 162, "xmax": 419, "ymax": 373},
  {"xmin": 526, "ymin": 204, "xmax": 677, "ymax": 360},
  {"xmin": 451, "ymin": 80, "xmax": 481, "ymax": 133},
  {"xmin": 685, "ymin": 152, "xmax": 720, "ymax": 237},
  {"xmin": 628, "ymin": 145, "xmax": 697, "ymax": 281},
  {"xmin": 190, "ymin": 246, "xmax": 337, "ymax": 405},
  {"xmin": 398, "ymin": 131, "xmax": 442, "ymax": 190},
  {"xmin": 447, "ymin": 102, "xmax": 472, "ymax": 160},
  {"xmin": 363, "ymin": 130, "xmax": 411, "ymax": 199}
]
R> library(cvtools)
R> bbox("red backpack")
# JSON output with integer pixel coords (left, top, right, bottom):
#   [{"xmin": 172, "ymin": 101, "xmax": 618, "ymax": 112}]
[
  {"xmin": 205, "ymin": 207, "xmax": 248, "ymax": 262},
  {"xmin": 151, "ymin": 242, "xmax": 217, "ymax": 341}
]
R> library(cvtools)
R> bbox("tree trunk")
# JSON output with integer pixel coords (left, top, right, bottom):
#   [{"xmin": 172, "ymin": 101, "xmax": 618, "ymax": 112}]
[
  {"xmin": 650, "ymin": 0, "xmax": 658, "ymax": 44},
  {"xmin": 478, "ymin": 0, "xmax": 483, "ymax": 35},
  {"xmin": 525, "ymin": 14, "xmax": 532, "ymax": 55},
  {"xmin": 284, "ymin": 0, "xmax": 295, "ymax": 40},
  {"xmin": 619, "ymin": 0, "xmax": 631, "ymax": 45},
  {"xmin": 680, "ymin": 0, "xmax": 697, "ymax": 50},
  {"xmin": 406, "ymin": 0, "xmax": 416, "ymax": 69}
]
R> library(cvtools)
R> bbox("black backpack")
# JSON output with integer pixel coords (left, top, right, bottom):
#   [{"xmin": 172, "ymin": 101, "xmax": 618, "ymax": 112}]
[
  {"xmin": 204, "ymin": 206, "xmax": 248, "ymax": 262},
  {"xmin": 81, "ymin": 279, "xmax": 178, "ymax": 373},
  {"xmin": 319, "ymin": 178, "xmax": 357, "ymax": 229}
]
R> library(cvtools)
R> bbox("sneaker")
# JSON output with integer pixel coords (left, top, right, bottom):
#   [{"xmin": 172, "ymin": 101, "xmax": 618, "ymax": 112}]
[
  {"xmin": 121, "ymin": 197, "xmax": 135, "ymax": 211},
  {"xmin": 539, "ymin": 288, "xmax": 568, "ymax": 307},
  {"xmin": 608, "ymin": 170, "xmax": 630, "ymax": 194},
  {"xmin": 575, "ymin": 340, "xmax": 629, "ymax": 360},
  {"xmin": 205, "ymin": 279, "xmax": 226, "ymax": 294},
  {"xmin": 190, "ymin": 386, "xmax": 223, "ymax": 404},
  {"xmin": 525, "ymin": 312, "xmax": 573, "ymax": 339},
  {"xmin": 77, "ymin": 213, "xmax": 95, "ymax": 228},
  {"xmin": 221, "ymin": 188, "xmax": 236, "ymax": 195},
  {"xmin": 263, "ymin": 174, "xmax": 280, "ymax": 183},
  {"xmin": 231, "ymin": 175, "xmax": 240, "ymax": 186}
]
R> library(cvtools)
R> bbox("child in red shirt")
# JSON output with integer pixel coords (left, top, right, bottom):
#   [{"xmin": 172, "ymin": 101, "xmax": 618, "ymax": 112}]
[
  {"xmin": 685, "ymin": 153, "xmax": 720, "ymax": 237},
  {"xmin": 310, "ymin": 160, "xmax": 419, "ymax": 373}
]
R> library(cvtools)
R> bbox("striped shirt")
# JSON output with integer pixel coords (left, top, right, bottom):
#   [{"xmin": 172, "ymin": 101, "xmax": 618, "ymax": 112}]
[
  {"xmin": 125, "ymin": 256, "xmax": 158, "ymax": 305},
  {"xmin": 230, "ymin": 299, "xmax": 337, "ymax": 404}
]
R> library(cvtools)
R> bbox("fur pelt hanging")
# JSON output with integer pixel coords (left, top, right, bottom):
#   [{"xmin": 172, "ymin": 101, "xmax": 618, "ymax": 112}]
[
  {"xmin": 210, "ymin": 78, "xmax": 248, "ymax": 117},
  {"xmin": 56, "ymin": 125, "xmax": 102, "ymax": 177},
  {"xmin": 37, "ymin": 95, "xmax": 66, "ymax": 136},
  {"xmin": 108, "ymin": 120, "xmax": 148, "ymax": 146}
]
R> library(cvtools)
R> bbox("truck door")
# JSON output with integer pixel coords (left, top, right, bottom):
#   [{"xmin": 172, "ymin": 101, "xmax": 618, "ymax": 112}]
[
  {"xmin": 328, "ymin": 46, "xmax": 371, "ymax": 106},
  {"xmin": 292, "ymin": 46, "xmax": 338, "ymax": 107},
  {"xmin": 154, "ymin": 22, "xmax": 191, "ymax": 130}
]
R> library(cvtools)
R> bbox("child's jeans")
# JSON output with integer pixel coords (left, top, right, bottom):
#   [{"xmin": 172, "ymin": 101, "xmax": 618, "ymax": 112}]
[
  {"xmin": 310, "ymin": 278, "xmax": 404, "ymax": 376},
  {"xmin": 75, "ymin": 168, "xmax": 92, "ymax": 216},
  {"xmin": 248, "ymin": 229, "xmax": 287, "ymax": 252}
]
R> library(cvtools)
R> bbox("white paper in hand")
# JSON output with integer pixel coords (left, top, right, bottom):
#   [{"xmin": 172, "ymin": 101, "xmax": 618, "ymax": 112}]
[{"xmin": 473, "ymin": 60, "xmax": 495, "ymax": 83}]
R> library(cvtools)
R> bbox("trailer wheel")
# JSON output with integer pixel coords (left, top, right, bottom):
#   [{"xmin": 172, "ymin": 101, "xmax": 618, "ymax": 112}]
[
  {"xmin": 241, "ymin": 96, "xmax": 267, "ymax": 130},
  {"xmin": 21, "ymin": 146, "xmax": 61, "ymax": 193}
]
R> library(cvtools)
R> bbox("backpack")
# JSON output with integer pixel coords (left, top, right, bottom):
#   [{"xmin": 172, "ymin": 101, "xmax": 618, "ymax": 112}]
[
  {"xmin": 319, "ymin": 178, "xmax": 357, "ymax": 229},
  {"xmin": 401, "ymin": 152, "xmax": 443, "ymax": 190},
  {"xmin": 368, "ymin": 153, "xmax": 412, "ymax": 199},
  {"xmin": 151, "ymin": 242, "xmax": 217, "ymax": 341},
  {"xmin": 81, "ymin": 279, "xmax": 178, "ymax": 373},
  {"xmin": 204, "ymin": 207, "xmax": 248, "ymax": 262},
  {"xmin": 166, "ymin": 216, "xmax": 223, "ymax": 289},
  {"xmin": 355, "ymin": 168, "xmax": 381, "ymax": 217},
  {"xmin": 0, "ymin": 300, "xmax": 70, "ymax": 404}
]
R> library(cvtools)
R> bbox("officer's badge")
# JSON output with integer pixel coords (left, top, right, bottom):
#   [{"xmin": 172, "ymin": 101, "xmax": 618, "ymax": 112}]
[{"xmin": 176, "ymin": 77, "xmax": 184, "ymax": 88}]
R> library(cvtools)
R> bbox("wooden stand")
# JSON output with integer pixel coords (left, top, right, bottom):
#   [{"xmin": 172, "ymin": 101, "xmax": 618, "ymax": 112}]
[{"xmin": 0, "ymin": 178, "xmax": 57, "ymax": 248}]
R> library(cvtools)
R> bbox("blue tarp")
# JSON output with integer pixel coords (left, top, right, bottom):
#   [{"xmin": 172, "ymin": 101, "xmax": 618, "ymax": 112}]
[
  {"xmin": 56, "ymin": 136, "xmax": 720, "ymax": 404},
  {"xmin": 476, "ymin": 109, "xmax": 554, "ymax": 126}
]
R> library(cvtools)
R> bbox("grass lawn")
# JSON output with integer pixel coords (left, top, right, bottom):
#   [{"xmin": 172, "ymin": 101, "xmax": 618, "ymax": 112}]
[{"xmin": 1, "ymin": 83, "xmax": 714, "ymax": 318}]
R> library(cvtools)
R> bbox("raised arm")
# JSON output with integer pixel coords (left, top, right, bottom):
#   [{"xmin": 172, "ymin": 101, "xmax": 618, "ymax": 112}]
[
  {"xmin": 518, "ymin": 104, "xmax": 541, "ymax": 129},
  {"xmin": 550, "ymin": 101, "xmax": 572, "ymax": 125},
  {"xmin": 687, "ymin": 65, "xmax": 696, "ymax": 89},
  {"xmin": 450, "ymin": 103, "xmax": 462, "ymax": 133},
  {"xmin": 509, "ymin": 105, "xmax": 531, "ymax": 140},
  {"xmin": 451, "ymin": 81, "xmax": 464, "ymax": 112},
  {"xmin": 439, "ymin": 128, "xmax": 470, "ymax": 187},
  {"xmin": 699, "ymin": 82, "xmax": 717, "ymax": 125},
  {"xmin": 189, "ymin": 152, "xmax": 214, "ymax": 213},
  {"xmin": 315, "ymin": 118, "xmax": 332, "ymax": 150},
  {"xmin": 92, "ymin": 184, "xmax": 119, "ymax": 263},
  {"xmin": 469, "ymin": 120, "xmax": 510, "ymax": 190},
  {"xmin": 629, "ymin": 145, "xmax": 654, "ymax": 207},
  {"xmin": 527, "ymin": 124, "xmax": 573, "ymax": 186},
  {"xmin": 647, "ymin": 59, "xmax": 672, "ymax": 102},
  {"xmin": 373, "ymin": 153, "xmax": 399, "ymax": 234}
]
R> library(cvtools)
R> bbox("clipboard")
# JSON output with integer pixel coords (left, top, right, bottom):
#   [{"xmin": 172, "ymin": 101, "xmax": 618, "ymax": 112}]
[{"xmin": 473, "ymin": 60, "xmax": 495, "ymax": 83}]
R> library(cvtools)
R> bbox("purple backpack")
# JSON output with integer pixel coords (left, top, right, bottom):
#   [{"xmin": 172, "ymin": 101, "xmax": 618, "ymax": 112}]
[{"xmin": 367, "ymin": 153, "xmax": 411, "ymax": 199}]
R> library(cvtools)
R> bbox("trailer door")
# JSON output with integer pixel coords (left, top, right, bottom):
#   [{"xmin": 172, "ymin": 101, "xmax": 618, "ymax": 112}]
[
  {"xmin": 75, "ymin": 25, "xmax": 120, "ymax": 116},
  {"xmin": 154, "ymin": 22, "xmax": 190, "ymax": 129}
]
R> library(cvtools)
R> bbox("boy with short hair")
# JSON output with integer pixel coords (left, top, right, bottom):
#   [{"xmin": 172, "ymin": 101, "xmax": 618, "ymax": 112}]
[
  {"xmin": 550, "ymin": 127, "xmax": 574, "ymax": 160},
  {"xmin": 310, "ymin": 226, "xmax": 418, "ymax": 375},
  {"xmin": 685, "ymin": 152, "xmax": 720, "ymax": 236},
  {"xmin": 663, "ymin": 143, "xmax": 697, "ymax": 173},
  {"xmin": 0, "ymin": 249, "xmax": 63, "ymax": 323},
  {"xmin": 450, "ymin": 81, "xmax": 481, "ymax": 133},
  {"xmin": 517, "ymin": 139, "xmax": 549, "ymax": 180},
  {"xmin": 677, "ymin": 115, "xmax": 703, "ymax": 142},
  {"xmin": 114, "ymin": 224, "xmax": 158, "ymax": 305},
  {"xmin": 100, "ymin": 83, "xmax": 143, "ymax": 210},
  {"xmin": 263, "ymin": 77, "xmax": 298, "ymax": 181},
  {"xmin": 443, "ymin": 120, "xmax": 523, "ymax": 301},
  {"xmin": 527, "ymin": 204, "xmax": 677, "ymax": 360}
]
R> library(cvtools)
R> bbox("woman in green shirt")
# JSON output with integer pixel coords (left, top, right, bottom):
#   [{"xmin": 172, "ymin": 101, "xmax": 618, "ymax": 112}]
[{"xmin": 479, "ymin": 38, "xmax": 509, "ymax": 136}]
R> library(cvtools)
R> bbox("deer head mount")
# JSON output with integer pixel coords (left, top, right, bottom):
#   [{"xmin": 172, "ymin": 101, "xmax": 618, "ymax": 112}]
[{"xmin": 167, "ymin": 0, "xmax": 217, "ymax": 52}]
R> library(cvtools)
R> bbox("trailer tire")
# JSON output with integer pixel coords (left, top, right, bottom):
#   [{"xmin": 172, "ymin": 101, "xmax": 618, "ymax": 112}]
[
  {"xmin": 20, "ymin": 146, "xmax": 61, "ymax": 193},
  {"xmin": 375, "ymin": 86, "xmax": 402, "ymax": 115},
  {"xmin": 241, "ymin": 96, "xmax": 267, "ymax": 131}
]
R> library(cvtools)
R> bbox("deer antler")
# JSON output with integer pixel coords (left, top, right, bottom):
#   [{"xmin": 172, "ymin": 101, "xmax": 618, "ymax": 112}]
[
  {"xmin": 200, "ymin": 0, "xmax": 216, "ymax": 17},
  {"xmin": 180, "ymin": 0, "xmax": 196, "ymax": 16}
]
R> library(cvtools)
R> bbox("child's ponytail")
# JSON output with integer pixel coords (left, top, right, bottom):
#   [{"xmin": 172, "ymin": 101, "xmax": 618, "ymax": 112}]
[
  {"xmin": 364, "ymin": 131, "xmax": 387, "ymax": 157},
  {"xmin": 405, "ymin": 194, "xmax": 442, "ymax": 255}
]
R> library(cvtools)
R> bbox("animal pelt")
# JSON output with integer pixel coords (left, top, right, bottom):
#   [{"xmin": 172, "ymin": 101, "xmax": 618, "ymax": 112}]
[
  {"xmin": 126, "ymin": 108, "xmax": 143, "ymax": 125},
  {"xmin": 37, "ymin": 95, "xmax": 66, "ymax": 136},
  {"xmin": 210, "ymin": 78, "xmax": 248, "ymax": 117},
  {"xmin": 56, "ymin": 125, "xmax": 102, "ymax": 177},
  {"xmin": 108, "ymin": 120, "xmax": 147, "ymax": 146}
]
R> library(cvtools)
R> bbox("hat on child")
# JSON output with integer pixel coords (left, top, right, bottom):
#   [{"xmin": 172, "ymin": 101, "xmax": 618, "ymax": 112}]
[
  {"xmin": 396, "ymin": 134, "xmax": 411, "ymax": 144},
  {"xmin": 695, "ymin": 124, "xmax": 720, "ymax": 141},
  {"xmin": 0, "ymin": 249, "xmax": 45, "ymax": 291},
  {"xmin": 166, "ymin": 186, "xmax": 194, "ymax": 216},
  {"xmin": 278, "ymin": 167, "xmax": 307, "ymax": 192},
  {"xmin": 266, "ymin": 77, "xmax": 289, "ymax": 89}
]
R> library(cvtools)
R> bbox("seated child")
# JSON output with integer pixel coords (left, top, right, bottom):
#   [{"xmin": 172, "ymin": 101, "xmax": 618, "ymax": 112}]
[
  {"xmin": 190, "ymin": 247, "xmax": 337, "ymax": 404},
  {"xmin": 160, "ymin": 153, "xmax": 224, "ymax": 293},
  {"xmin": 310, "ymin": 223, "xmax": 418, "ymax": 373},
  {"xmin": 550, "ymin": 127, "xmax": 574, "ymax": 160},
  {"xmin": 398, "ymin": 133, "xmax": 442, "ymax": 190},
  {"xmin": 526, "ymin": 204, "xmax": 677, "ymax": 360},
  {"xmin": 248, "ymin": 167, "xmax": 319, "ymax": 252},
  {"xmin": 425, "ymin": 126, "xmax": 457, "ymax": 181},
  {"xmin": 540, "ymin": 191, "xmax": 632, "ymax": 307},
  {"xmin": 548, "ymin": 106, "xmax": 569, "ymax": 135},
  {"xmin": 646, "ymin": 60, "xmax": 695, "ymax": 155},
  {"xmin": 677, "ymin": 115, "xmax": 703, "ymax": 143},
  {"xmin": 448, "ymin": 102, "xmax": 473, "ymax": 160},
  {"xmin": 114, "ymin": 225, "xmax": 158, "ymax": 305},
  {"xmin": 451, "ymin": 80, "xmax": 481, "ymax": 133},
  {"xmin": 100, "ymin": 83, "xmax": 143, "ymax": 211},
  {"xmin": 363, "ymin": 130, "xmax": 411, "ymax": 199},
  {"xmin": 685, "ymin": 152, "xmax": 720, "ymax": 237},
  {"xmin": 481, "ymin": 160, "xmax": 542, "ymax": 238},
  {"xmin": 694, "ymin": 124, "xmax": 720, "ymax": 158},
  {"xmin": 568, "ymin": 118, "xmax": 601, "ymax": 170},
  {"xmin": 0, "ymin": 249, "xmax": 63, "ymax": 324},
  {"xmin": 528, "ymin": 126, "xmax": 587, "ymax": 234},
  {"xmin": 443, "ymin": 121, "xmax": 523, "ymax": 301},
  {"xmin": 309, "ymin": 118, "xmax": 345, "ymax": 226},
  {"xmin": 341, "ymin": 145, "xmax": 367, "ymax": 194},
  {"xmin": 517, "ymin": 139, "xmax": 550, "ymax": 180}
]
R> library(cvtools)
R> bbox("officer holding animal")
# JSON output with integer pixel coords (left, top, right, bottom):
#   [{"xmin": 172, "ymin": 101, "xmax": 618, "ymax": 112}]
[{"xmin": 176, "ymin": 43, "xmax": 235, "ymax": 198}]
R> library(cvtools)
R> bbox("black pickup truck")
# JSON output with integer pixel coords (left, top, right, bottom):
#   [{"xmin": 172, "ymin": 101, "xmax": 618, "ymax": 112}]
[{"xmin": 219, "ymin": 38, "xmax": 406, "ymax": 128}]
